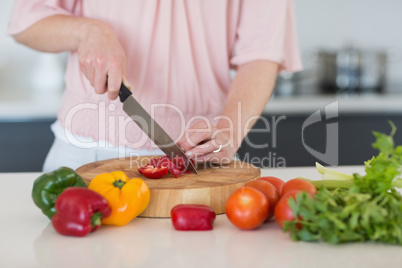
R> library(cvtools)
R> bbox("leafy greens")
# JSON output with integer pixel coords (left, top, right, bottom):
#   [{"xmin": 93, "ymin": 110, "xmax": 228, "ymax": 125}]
[{"xmin": 284, "ymin": 121, "xmax": 402, "ymax": 245}]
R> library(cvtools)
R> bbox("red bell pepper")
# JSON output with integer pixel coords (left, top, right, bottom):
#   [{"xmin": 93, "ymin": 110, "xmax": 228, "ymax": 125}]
[
  {"xmin": 140, "ymin": 156, "xmax": 185, "ymax": 178},
  {"xmin": 52, "ymin": 188, "xmax": 111, "ymax": 237},
  {"xmin": 138, "ymin": 165, "xmax": 168, "ymax": 179},
  {"xmin": 172, "ymin": 156, "xmax": 186, "ymax": 170},
  {"xmin": 150, "ymin": 156, "xmax": 181, "ymax": 177},
  {"xmin": 173, "ymin": 156, "xmax": 195, "ymax": 175},
  {"xmin": 171, "ymin": 204, "xmax": 216, "ymax": 231}
]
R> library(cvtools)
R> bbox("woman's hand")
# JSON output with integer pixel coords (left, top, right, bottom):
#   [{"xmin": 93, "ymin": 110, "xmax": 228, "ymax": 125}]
[
  {"xmin": 177, "ymin": 121, "xmax": 238, "ymax": 165},
  {"xmin": 78, "ymin": 21, "xmax": 127, "ymax": 100},
  {"xmin": 12, "ymin": 15, "xmax": 128, "ymax": 100}
]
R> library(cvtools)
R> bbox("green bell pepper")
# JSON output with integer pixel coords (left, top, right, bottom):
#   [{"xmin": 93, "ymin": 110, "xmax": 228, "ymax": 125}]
[{"xmin": 32, "ymin": 167, "xmax": 87, "ymax": 219}]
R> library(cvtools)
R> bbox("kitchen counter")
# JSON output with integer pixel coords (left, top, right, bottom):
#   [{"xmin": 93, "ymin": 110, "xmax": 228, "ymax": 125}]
[
  {"xmin": 1, "ymin": 166, "xmax": 401, "ymax": 268},
  {"xmin": 265, "ymin": 93, "xmax": 402, "ymax": 115}
]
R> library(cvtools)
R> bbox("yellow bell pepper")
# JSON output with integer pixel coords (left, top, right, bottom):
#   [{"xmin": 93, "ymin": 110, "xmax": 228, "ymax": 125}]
[{"xmin": 88, "ymin": 171, "xmax": 150, "ymax": 226}]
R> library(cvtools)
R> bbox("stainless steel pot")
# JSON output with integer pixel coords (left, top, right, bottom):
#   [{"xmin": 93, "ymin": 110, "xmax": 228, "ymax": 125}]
[{"xmin": 318, "ymin": 46, "xmax": 387, "ymax": 94}]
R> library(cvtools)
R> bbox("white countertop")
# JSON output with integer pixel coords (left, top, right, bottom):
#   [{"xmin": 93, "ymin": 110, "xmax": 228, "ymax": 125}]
[
  {"xmin": 265, "ymin": 93, "xmax": 402, "ymax": 115},
  {"xmin": 1, "ymin": 165, "xmax": 401, "ymax": 268},
  {"xmin": 1, "ymin": 87, "xmax": 402, "ymax": 120}
]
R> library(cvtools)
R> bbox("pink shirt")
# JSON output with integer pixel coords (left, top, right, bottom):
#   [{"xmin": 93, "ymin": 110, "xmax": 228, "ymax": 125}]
[{"xmin": 8, "ymin": 0, "xmax": 302, "ymax": 150}]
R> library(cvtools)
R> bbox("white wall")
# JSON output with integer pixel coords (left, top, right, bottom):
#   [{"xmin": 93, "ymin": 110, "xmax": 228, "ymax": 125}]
[
  {"xmin": 0, "ymin": 1, "xmax": 65, "ymax": 92},
  {"xmin": 1, "ymin": 1, "xmax": 40, "ymax": 80},
  {"xmin": 294, "ymin": 0, "xmax": 402, "ymax": 88}
]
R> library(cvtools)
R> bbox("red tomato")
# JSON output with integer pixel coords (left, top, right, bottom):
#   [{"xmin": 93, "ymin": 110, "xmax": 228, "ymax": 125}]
[
  {"xmin": 281, "ymin": 178, "xmax": 317, "ymax": 197},
  {"xmin": 274, "ymin": 190, "xmax": 314, "ymax": 229},
  {"xmin": 258, "ymin": 176, "xmax": 285, "ymax": 195},
  {"xmin": 274, "ymin": 190, "xmax": 301, "ymax": 229},
  {"xmin": 245, "ymin": 180, "xmax": 279, "ymax": 220},
  {"xmin": 225, "ymin": 187, "xmax": 269, "ymax": 230}
]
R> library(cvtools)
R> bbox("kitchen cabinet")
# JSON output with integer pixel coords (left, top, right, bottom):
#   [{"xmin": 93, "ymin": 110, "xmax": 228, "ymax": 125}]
[
  {"xmin": 237, "ymin": 114, "xmax": 402, "ymax": 168},
  {"xmin": 1, "ymin": 115, "xmax": 402, "ymax": 172},
  {"xmin": 1, "ymin": 93, "xmax": 402, "ymax": 172},
  {"xmin": 0, "ymin": 119, "xmax": 55, "ymax": 172}
]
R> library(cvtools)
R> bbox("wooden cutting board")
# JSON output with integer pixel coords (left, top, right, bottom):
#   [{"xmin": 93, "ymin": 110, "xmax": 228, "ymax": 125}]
[{"xmin": 76, "ymin": 156, "xmax": 260, "ymax": 218}]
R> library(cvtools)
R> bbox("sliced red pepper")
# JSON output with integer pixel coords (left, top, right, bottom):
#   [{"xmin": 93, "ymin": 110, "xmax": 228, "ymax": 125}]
[
  {"xmin": 138, "ymin": 165, "xmax": 168, "ymax": 179},
  {"xmin": 174, "ymin": 156, "xmax": 196, "ymax": 174},
  {"xmin": 172, "ymin": 156, "xmax": 186, "ymax": 171},
  {"xmin": 167, "ymin": 164, "xmax": 182, "ymax": 178},
  {"xmin": 150, "ymin": 156, "xmax": 182, "ymax": 178},
  {"xmin": 139, "ymin": 156, "xmax": 189, "ymax": 179},
  {"xmin": 171, "ymin": 204, "xmax": 216, "ymax": 231},
  {"xmin": 51, "ymin": 188, "xmax": 111, "ymax": 237}
]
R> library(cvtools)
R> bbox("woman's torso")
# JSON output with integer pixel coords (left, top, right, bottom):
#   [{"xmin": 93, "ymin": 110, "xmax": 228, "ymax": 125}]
[{"xmin": 60, "ymin": 0, "xmax": 241, "ymax": 150}]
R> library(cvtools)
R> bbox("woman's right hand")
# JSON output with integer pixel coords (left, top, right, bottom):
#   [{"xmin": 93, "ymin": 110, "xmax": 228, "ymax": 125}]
[
  {"xmin": 77, "ymin": 20, "xmax": 128, "ymax": 100},
  {"xmin": 11, "ymin": 15, "xmax": 128, "ymax": 100}
]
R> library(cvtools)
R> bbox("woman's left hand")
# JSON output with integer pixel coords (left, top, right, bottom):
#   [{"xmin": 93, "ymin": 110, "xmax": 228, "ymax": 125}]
[{"xmin": 177, "ymin": 121, "xmax": 237, "ymax": 164}]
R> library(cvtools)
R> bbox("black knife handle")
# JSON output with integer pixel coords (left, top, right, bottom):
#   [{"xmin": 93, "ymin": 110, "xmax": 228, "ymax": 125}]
[{"xmin": 119, "ymin": 83, "xmax": 133, "ymax": 102}]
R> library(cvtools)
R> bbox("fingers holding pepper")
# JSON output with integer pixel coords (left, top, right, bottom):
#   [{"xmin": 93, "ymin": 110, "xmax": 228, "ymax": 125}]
[{"xmin": 177, "ymin": 121, "xmax": 237, "ymax": 165}]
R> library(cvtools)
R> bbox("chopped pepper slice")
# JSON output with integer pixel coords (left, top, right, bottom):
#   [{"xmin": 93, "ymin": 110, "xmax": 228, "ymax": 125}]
[
  {"xmin": 150, "ymin": 156, "xmax": 182, "ymax": 177},
  {"xmin": 171, "ymin": 156, "xmax": 186, "ymax": 171},
  {"xmin": 140, "ymin": 156, "xmax": 188, "ymax": 178},
  {"xmin": 52, "ymin": 187, "xmax": 111, "ymax": 237},
  {"xmin": 32, "ymin": 167, "xmax": 87, "ymax": 219},
  {"xmin": 88, "ymin": 171, "xmax": 150, "ymax": 226},
  {"xmin": 171, "ymin": 204, "xmax": 216, "ymax": 231},
  {"xmin": 138, "ymin": 165, "xmax": 168, "ymax": 179}
]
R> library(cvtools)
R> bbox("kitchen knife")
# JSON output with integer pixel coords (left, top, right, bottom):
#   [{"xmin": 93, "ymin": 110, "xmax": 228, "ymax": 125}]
[{"xmin": 119, "ymin": 84, "xmax": 198, "ymax": 174}]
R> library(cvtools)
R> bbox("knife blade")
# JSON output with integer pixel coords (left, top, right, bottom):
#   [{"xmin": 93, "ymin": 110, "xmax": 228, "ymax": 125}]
[{"xmin": 118, "ymin": 84, "xmax": 198, "ymax": 175}]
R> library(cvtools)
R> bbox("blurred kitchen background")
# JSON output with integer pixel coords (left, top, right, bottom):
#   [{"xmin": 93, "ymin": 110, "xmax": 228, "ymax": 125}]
[{"xmin": 1, "ymin": 0, "xmax": 402, "ymax": 172}]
